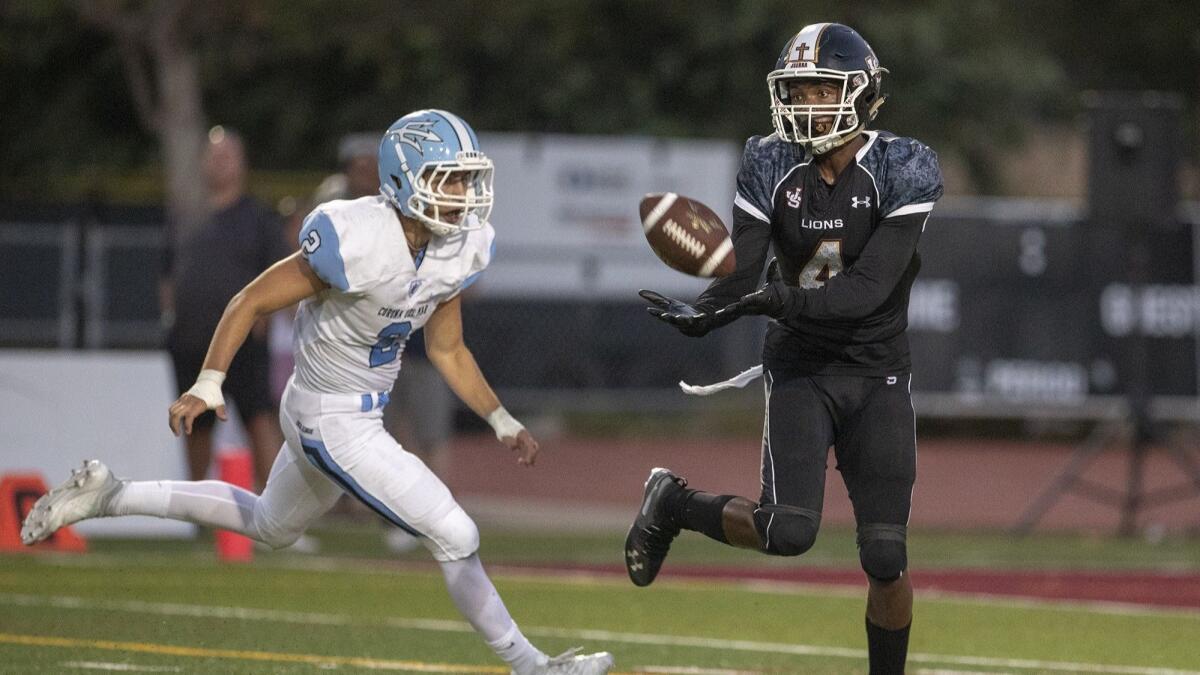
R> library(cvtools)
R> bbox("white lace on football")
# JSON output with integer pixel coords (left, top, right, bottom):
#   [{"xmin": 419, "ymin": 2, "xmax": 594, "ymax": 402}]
[{"xmin": 661, "ymin": 219, "xmax": 706, "ymax": 258}]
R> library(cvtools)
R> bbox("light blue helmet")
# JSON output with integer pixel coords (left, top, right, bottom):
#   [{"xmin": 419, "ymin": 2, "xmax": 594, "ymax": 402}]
[{"xmin": 378, "ymin": 109, "xmax": 494, "ymax": 237}]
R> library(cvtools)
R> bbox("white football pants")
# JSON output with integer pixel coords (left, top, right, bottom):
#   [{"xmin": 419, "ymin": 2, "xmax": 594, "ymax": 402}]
[{"xmin": 245, "ymin": 377, "xmax": 479, "ymax": 560}]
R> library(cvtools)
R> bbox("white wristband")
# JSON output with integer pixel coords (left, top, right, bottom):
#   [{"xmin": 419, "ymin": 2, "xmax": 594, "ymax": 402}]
[
  {"xmin": 486, "ymin": 406, "xmax": 525, "ymax": 441},
  {"xmin": 185, "ymin": 369, "xmax": 227, "ymax": 410}
]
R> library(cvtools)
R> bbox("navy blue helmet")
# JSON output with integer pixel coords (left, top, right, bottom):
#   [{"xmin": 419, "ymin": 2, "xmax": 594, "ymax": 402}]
[{"xmin": 768, "ymin": 23, "xmax": 887, "ymax": 154}]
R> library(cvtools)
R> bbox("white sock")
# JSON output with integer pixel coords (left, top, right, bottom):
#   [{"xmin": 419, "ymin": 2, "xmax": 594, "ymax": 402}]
[
  {"xmin": 490, "ymin": 623, "xmax": 545, "ymax": 675},
  {"xmin": 110, "ymin": 480, "xmax": 259, "ymax": 537},
  {"xmin": 108, "ymin": 480, "xmax": 170, "ymax": 518},
  {"xmin": 439, "ymin": 554, "xmax": 544, "ymax": 672}
]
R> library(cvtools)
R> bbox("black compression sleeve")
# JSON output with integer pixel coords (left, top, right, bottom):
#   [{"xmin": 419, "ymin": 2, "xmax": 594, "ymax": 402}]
[
  {"xmin": 778, "ymin": 211, "xmax": 929, "ymax": 321},
  {"xmin": 694, "ymin": 207, "xmax": 773, "ymax": 311}
]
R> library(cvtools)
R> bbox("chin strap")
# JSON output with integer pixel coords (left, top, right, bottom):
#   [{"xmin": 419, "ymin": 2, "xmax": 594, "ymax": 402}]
[{"xmin": 810, "ymin": 126, "xmax": 864, "ymax": 156}]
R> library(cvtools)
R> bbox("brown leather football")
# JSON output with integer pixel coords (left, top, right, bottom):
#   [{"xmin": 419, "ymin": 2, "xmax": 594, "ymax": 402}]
[{"xmin": 638, "ymin": 193, "xmax": 735, "ymax": 278}]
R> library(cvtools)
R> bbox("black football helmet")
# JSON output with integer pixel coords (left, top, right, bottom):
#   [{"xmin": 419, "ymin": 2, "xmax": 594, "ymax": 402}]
[{"xmin": 768, "ymin": 23, "xmax": 887, "ymax": 154}]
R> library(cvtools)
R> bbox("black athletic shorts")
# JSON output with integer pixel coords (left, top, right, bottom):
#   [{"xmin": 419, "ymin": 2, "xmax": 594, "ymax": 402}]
[
  {"xmin": 760, "ymin": 368, "xmax": 916, "ymax": 529},
  {"xmin": 169, "ymin": 335, "xmax": 275, "ymax": 431}
]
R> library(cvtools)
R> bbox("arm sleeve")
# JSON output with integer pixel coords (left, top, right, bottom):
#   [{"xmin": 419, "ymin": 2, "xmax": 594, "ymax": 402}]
[
  {"xmin": 778, "ymin": 140, "xmax": 943, "ymax": 321},
  {"xmin": 694, "ymin": 208, "xmax": 772, "ymax": 311},
  {"xmin": 694, "ymin": 137, "xmax": 776, "ymax": 311},
  {"xmin": 779, "ymin": 211, "xmax": 929, "ymax": 320}
]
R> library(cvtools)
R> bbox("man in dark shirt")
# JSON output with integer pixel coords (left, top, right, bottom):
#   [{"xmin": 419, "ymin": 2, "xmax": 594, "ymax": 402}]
[
  {"xmin": 161, "ymin": 126, "xmax": 286, "ymax": 490},
  {"xmin": 625, "ymin": 23, "xmax": 943, "ymax": 675}
]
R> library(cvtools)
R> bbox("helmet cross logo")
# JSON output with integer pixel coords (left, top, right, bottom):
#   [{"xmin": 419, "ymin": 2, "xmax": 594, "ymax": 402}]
[{"xmin": 788, "ymin": 41, "xmax": 813, "ymax": 63}]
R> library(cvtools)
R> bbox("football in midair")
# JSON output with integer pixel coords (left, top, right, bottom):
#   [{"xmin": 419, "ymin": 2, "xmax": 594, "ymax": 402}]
[{"xmin": 638, "ymin": 193, "xmax": 735, "ymax": 278}]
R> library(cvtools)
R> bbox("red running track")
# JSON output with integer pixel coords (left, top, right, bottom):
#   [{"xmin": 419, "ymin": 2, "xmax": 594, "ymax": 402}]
[{"xmin": 440, "ymin": 434, "xmax": 1200, "ymax": 609}]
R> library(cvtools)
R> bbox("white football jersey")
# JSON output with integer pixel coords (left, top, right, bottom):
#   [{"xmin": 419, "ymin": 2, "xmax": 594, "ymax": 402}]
[{"xmin": 292, "ymin": 195, "xmax": 494, "ymax": 394}]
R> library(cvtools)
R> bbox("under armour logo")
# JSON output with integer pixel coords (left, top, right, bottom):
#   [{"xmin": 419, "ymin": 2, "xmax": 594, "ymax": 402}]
[
  {"xmin": 392, "ymin": 121, "xmax": 442, "ymax": 156},
  {"xmin": 626, "ymin": 549, "xmax": 643, "ymax": 571},
  {"xmin": 851, "ymin": 196, "xmax": 871, "ymax": 209},
  {"xmin": 887, "ymin": 376, "xmax": 897, "ymax": 385}
]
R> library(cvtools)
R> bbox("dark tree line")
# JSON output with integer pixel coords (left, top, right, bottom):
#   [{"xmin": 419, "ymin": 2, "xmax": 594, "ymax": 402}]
[{"xmin": 2, "ymin": 0, "xmax": 1197, "ymax": 204}]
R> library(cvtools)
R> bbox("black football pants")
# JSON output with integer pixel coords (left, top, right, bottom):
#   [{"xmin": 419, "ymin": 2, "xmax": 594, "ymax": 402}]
[{"xmin": 757, "ymin": 369, "xmax": 916, "ymax": 548}]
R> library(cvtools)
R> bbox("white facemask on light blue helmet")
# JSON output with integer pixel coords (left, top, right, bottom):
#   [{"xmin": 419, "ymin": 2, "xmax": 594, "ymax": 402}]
[{"xmin": 378, "ymin": 109, "xmax": 494, "ymax": 237}]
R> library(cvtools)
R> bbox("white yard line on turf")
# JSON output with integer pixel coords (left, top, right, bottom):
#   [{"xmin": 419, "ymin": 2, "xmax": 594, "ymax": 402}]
[
  {"xmin": 61, "ymin": 663, "xmax": 182, "ymax": 672},
  {"xmin": 638, "ymin": 662, "xmax": 758, "ymax": 667},
  {"xmin": 737, "ymin": 579, "xmax": 1200, "ymax": 620},
  {"xmin": 35, "ymin": 553, "xmax": 1200, "ymax": 620},
  {"xmin": 1, "ymin": 593, "xmax": 1196, "ymax": 675}
]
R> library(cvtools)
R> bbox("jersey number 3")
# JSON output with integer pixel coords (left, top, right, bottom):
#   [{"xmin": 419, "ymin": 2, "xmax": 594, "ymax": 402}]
[
  {"xmin": 798, "ymin": 240, "xmax": 843, "ymax": 289},
  {"xmin": 370, "ymin": 321, "xmax": 412, "ymax": 368}
]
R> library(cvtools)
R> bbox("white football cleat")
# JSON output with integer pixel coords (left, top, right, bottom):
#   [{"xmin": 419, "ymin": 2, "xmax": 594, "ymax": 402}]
[
  {"xmin": 521, "ymin": 648, "xmax": 614, "ymax": 675},
  {"xmin": 20, "ymin": 460, "xmax": 123, "ymax": 545}
]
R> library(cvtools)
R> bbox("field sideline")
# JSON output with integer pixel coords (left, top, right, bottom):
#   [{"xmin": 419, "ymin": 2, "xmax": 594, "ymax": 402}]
[{"xmin": 2, "ymin": 526, "xmax": 1198, "ymax": 674}]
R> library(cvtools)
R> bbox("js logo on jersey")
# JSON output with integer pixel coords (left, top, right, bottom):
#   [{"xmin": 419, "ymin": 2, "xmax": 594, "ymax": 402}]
[
  {"xmin": 786, "ymin": 187, "xmax": 803, "ymax": 209},
  {"xmin": 851, "ymin": 196, "xmax": 871, "ymax": 209}
]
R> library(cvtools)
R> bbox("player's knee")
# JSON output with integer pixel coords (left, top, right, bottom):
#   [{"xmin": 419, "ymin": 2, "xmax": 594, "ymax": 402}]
[
  {"xmin": 253, "ymin": 509, "xmax": 304, "ymax": 550},
  {"xmin": 755, "ymin": 505, "xmax": 821, "ymax": 557},
  {"xmin": 858, "ymin": 523, "xmax": 907, "ymax": 582},
  {"xmin": 422, "ymin": 505, "xmax": 480, "ymax": 562}
]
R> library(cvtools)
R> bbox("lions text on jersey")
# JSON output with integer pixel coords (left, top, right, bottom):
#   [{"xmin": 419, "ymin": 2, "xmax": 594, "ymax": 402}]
[
  {"xmin": 294, "ymin": 195, "xmax": 493, "ymax": 394},
  {"xmin": 700, "ymin": 130, "xmax": 944, "ymax": 375}
]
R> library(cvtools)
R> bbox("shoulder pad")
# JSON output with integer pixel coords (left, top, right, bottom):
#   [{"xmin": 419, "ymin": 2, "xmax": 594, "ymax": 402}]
[
  {"xmin": 299, "ymin": 200, "xmax": 393, "ymax": 293},
  {"xmin": 874, "ymin": 135, "xmax": 943, "ymax": 219},
  {"xmin": 460, "ymin": 222, "xmax": 496, "ymax": 291},
  {"xmin": 735, "ymin": 134, "xmax": 803, "ymax": 223}
]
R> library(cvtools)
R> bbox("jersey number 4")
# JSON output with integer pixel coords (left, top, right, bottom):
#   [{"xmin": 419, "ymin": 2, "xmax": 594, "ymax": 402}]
[
  {"xmin": 370, "ymin": 321, "xmax": 412, "ymax": 368},
  {"xmin": 798, "ymin": 240, "xmax": 843, "ymax": 289}
]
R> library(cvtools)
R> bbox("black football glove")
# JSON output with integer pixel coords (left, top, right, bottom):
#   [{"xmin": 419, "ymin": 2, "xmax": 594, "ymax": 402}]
[
  {"xmin": 714, "ymin": 259, "xmax": 790, "ymax": 320},
  {"xmin": 639, "ymin": 289, "xmax": 719, "ymax": 337},
  {"xmin": 714, "ymin": 282, "xmax": 789, "ymax": 320}
]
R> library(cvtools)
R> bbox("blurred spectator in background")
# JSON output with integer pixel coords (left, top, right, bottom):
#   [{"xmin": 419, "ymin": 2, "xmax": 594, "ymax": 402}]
[
  {"xmin": 160, "ymin": 126, "xmax": 286, "ymax": 491},
  {"xmin": 313, "ymin": 133, "xmax": 380, "ymax": 204},
  {"xmin": 313, "ymin": 132, "xmax": 457, "ymax": 553}
]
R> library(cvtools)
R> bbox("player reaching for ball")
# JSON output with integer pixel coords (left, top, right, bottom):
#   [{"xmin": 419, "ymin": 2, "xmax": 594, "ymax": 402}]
[
  {"xmin": 628, "ymin": 24, "xmax": 942, "ymax": 675},
  {"xmin": 22, "ymin": 109, "xmax": 614, "ymax": 675}
]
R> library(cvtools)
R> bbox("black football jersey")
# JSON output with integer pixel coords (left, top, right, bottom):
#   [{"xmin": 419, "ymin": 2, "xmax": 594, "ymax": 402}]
[{"xmin": 698, "ymin": 130, "xmax": 943, "ymax": 375}]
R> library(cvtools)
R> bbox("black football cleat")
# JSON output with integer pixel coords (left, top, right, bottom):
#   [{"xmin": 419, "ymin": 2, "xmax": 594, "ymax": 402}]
[{"xmin": 624, "ymin": 467, "xmax": 687, "ymax": 587}]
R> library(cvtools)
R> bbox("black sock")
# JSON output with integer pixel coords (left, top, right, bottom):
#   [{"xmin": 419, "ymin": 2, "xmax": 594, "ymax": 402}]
[
  {"xmin": 677, "ymin": 491, "xmax": 734, "ymax": 544},
  {"xmin": 866, "ymin": 616, "xmax": 910, "ymax": 675}
]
